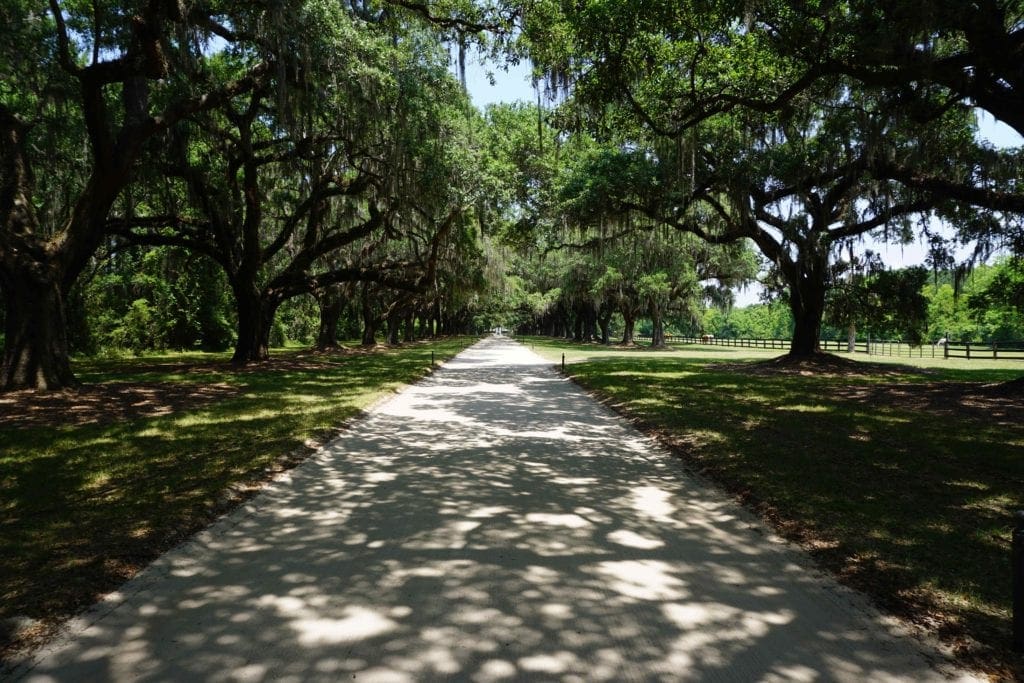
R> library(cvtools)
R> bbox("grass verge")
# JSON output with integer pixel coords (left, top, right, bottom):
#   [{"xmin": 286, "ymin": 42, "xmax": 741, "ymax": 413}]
[
  {"xmin": 0, "ymin": 337, "xmax": 478, "ymax": 663},
  {"xmin": 524, "ymin": 336, "xmax": 1024, "ymax": 679}
]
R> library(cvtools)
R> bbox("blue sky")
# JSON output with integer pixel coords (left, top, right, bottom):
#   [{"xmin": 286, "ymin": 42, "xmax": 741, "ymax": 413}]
[{"xmin": 464, "ymin": 54, "xmax": 536, "ymax": 108}]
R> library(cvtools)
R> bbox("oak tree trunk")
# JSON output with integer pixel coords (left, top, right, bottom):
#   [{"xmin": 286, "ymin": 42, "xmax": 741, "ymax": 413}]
[
  {"xmin": 385, "ymin": 312, "xmax": 401, "ymax": 345},
  {"xmin": 361, "ymin": 288, "xmax": 379, "ymax": 347},
  {"xmin": 650, "ymin": 313, "xmax": 666, "ymax": 348},
  {"xmin": 316, "ymin": 290, "xmax": 345, "ymax": 350},
  {"xmin": 231, "ymin": 285, "xmax": 272, "ymax": 364},
  {"xmin": 258, "ymin": 299, "xmax": 281, "ymax": 356},
  {"xmin": 787, "ymin": 272, "xmax": 827, "ymax": 357},
  {"xmin": 581, "ymin": 301, "xmax": 597, "ymax": 342},
  {"xmin": 1, "ymin": 269, "xmax": 77, "ymax": 389},
  {"xmin": 403, "ymin": 313, "xmax": 416, "ymax": 343},
  {"xmin": 620, "ymin": 313, "xmax": 636, "ymax": 345},
  {"xmin": 598, "ymin": 308, "xmax": 612, "ymax": 345}
]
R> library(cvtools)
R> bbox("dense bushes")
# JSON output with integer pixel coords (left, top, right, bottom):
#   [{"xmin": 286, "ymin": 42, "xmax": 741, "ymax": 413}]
[
  {"xmin": 66, "ymin": 248, "xmax": 236, "ymax": 356},
  {"xmin": 50, "ymin": 248, "xmax": 352, "ymax": 356}
]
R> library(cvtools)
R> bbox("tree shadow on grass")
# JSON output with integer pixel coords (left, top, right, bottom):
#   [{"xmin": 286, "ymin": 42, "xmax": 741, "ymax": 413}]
[
  {"xmin": 8, "ymin": 338, "xmax": 968, "ymax": 681},
  {"xmin": 0, "ymin": 383, "xmax": 240, "ymax": 429}
]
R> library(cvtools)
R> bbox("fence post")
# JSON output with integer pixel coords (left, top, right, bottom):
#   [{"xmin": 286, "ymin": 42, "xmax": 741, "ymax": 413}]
[
  {"xmin": 994, "ymin": 341, "xmax": 998, "ymax": 360},
  {"xmin": 944, "ymin": 332, "xmax": 949, "ymax": 360},
  {"xmin": 431, "ymin": 351, "xmax": 435, "ymax": 366},
  {"xmin": 966, "ymin": 342, "xmax": 971, "ymax": 360},
  {"xmin": 561, "ymin": 353, "xmax": 565, "ymax": 371},
  {"xmin": 1014, "ymin": 511, "xmax": 1024, "ymax": 652}
]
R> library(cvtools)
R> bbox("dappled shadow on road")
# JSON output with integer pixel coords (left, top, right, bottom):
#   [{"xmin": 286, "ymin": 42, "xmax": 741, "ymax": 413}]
[{"xmin": 14, "ymin": 338, "xmax": 960, "ymax": 682}]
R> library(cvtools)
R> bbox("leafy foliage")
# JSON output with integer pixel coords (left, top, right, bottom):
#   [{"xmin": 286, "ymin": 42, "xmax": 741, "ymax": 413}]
[{"xmin": 520, "ymin": 0, "xmax": 1022, "ymax": 356}]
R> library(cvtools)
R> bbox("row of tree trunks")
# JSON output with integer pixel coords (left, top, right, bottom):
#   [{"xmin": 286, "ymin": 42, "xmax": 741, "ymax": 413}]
[
  {"xmin": 316, "ymin": 288, "xmax": 449, "ymax": 351},
  {"xmin": 519, "ymin": 258, "xmax": 822, "ymax": 355},
  {"xmin": 572, "ymin": 300, "xmax": 599, "ymax": 343},
  {"xmin": 360, "ymin": 286, "xmax": 378, "ymax": 347},
  {"xmin": 350, "ymin": 286, "xmax": 481, "ymax": 347},
  {"xmin": 251, "ymin": 271, "xmax": 825, "ymax": 360}
]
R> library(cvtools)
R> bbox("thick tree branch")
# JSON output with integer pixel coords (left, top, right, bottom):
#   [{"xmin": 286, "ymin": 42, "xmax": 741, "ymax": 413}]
[
  {"xmin": 48, "ymin": 0, "xmax": 80, "ymax": 75},
  {"xmin": 108, "ymin": 220, "xmax": 224, "ymax": 267},
  {"xmin": 385, "ymin": 0, "xmax": 508, "ymax": 33},
  {"xmin": 871, "ymin": 161, "xmax": 1024, "ymax": 214}
]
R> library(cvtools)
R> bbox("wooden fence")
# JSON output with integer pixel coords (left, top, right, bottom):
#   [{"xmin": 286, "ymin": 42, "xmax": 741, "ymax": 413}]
[
  {"xmin": 940, "ymin": 340, "xmax": 1024, "ymax": 361},
  {"xmin": 633, "ymin": 335, "xmax": 1024, "ymax": 361}
]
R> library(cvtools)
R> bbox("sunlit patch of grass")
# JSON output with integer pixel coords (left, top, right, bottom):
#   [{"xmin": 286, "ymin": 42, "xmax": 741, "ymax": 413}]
[
  {"xmin": 526, "ymin": 336, "xmax": 1024, "ymax": 676},
  {"xmin": 0, "ymin": 336, "xmax": 478, "ymax": 658},
  {"xmin": 683, "ymin": 429, "xmax": 730, "ymax": 447},
  {"xmin": 962, "ymin": 493, "xmax": 1015, "ymax": 513},
  {"xmin": 947, "ymin": 479, "xmax": 988, "ymax": 492},
  {"xmin": 777, "ymin": 404, "xmax": 831, "ymax": 413}
]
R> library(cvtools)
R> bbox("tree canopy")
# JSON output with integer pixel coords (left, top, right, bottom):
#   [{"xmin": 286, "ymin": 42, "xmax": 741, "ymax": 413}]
[
  {"xmin": 519, "ymin": 0, "xmax": 1024, "ymax": 356},
  {"xmin": 1, "ymin": 0, "xmax": 1023, "ymax": 389}
]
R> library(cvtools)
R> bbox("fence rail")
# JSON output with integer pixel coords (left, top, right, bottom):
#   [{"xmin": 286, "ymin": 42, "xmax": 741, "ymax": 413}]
[
  {"xmin": 941, "ymin": 341, "xmax": 1024, "ymax": 360},
  {"xmin": 632, "ymin": 335, "xmax": 1024, "ymax": 360}
]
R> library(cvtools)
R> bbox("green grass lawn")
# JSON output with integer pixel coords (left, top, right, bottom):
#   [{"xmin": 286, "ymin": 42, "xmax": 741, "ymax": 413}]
[
  {"xmin": 0, "ymin": 337, "xmax": 477, "ymax": 657},
  {"xmin": 524, "ymin": 336, "xmax": 1024, "ymax": 676}
]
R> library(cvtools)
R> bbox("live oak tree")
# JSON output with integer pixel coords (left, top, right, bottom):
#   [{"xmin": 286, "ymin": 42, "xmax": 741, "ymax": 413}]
[
  {"xmin": 119, "ymin": 80, "xmax": 395, "ymax": 363},
  {"xmin": 116, "ymin": 4, "xmax": 476, "ymax": 363},
  {"xmin": 522, "ymin": 0, "xmax": 1006, "ymax": 356},
  {"xmin": 0, "ymin": 0, "xmax": 299, "ymax": 388},
  {"xmin": 557, "ymin": 158, "xmax": 758, "ymax": 347},
  {"xmin": 560, "ymin": 98, "xmax": 975, "ymax": 355},
  {"xmin": 765, "ymin": 1, "xmax": 1024, "ymax": 257},
  {"xmin": 0, "ymin": 0, "xmax": 520, "ymax": 390},
  {"xmin": 523, "ymin": 0, "xmax": 1024, "ymax": 252}
]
